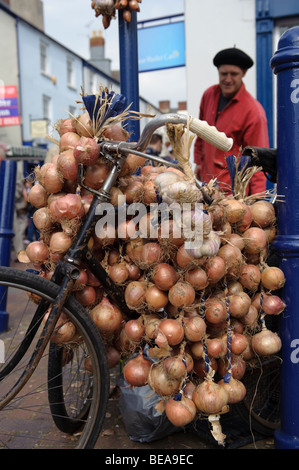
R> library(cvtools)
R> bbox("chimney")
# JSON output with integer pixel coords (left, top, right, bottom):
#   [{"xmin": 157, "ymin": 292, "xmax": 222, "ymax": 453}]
[
  {"xmin": 177, "ymin": 101, "xmax": 187, "ymax": 112},
  {"xmin": 159, "ymin": 100, "xmax": 171, "ymax": 113},
  {"xmin": 89, "ymin": 30, "xmax": 111, "ymax": 75}
]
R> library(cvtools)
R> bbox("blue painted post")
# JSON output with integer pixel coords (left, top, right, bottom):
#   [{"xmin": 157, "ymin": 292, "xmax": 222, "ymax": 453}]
[
  {"xmin": 271, "ymin": 26, "xmax": 299, "ymax": 449},
  {"xmin": 118, "ymin": 9, "xmax": 140, "ymax": 141},
  {"xmin": 0, "ymin": 160, "xmax": 17, "ymax": 332}
]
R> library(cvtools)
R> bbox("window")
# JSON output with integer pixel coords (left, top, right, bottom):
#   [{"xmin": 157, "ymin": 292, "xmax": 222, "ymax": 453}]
[
  {"xmin": 42, "ymin": 94, "xmax": 51, "ymax": 121},
  {"xmin": 67, "ymin": 57, "xmax": 75, "ymax": 88},
  {"xmin": 40, "ymin": 41, "xmax": 49, "ymax": 75}
]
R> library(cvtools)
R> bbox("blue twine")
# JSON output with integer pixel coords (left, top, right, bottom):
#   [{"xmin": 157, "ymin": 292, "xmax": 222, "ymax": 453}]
[
  {"xmin": 224, "ymin": 278, "xmax": 232, "ymax": 383},
  {"xmin": 82, "ymin": 91, "xmax": 128, "ymax": 133}
]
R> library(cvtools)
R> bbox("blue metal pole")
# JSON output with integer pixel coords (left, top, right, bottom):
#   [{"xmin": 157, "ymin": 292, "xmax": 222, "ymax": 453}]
[
  {"xmin": 118, "ymin": 9, "xmax": 140, "ymax": 141},
  {"xmin": 0, "ymin": 160, "xmax": 17, "ymax": 332},
  {"xmin": 271, "ymin": 26, "xmax": 299, "ymax": 449}
]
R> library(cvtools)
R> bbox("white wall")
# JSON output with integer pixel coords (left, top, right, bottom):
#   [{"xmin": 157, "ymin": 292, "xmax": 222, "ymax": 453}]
[{"xmin": 185, "ymin": 0, "xmax": 257, "ymax": 120}]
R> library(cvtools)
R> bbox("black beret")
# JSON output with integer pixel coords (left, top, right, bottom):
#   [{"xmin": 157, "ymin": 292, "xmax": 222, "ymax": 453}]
[{"xmin": 213, "ymin": 48, "xmax": 254, "ymax": 69}]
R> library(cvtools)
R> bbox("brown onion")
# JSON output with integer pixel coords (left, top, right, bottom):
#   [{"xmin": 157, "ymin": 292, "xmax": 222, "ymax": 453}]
[
  {"xmin": 59, "ymin": 117, "xmax": 77, "ymax": 135},
  {"xmin": 123, "ymin": 352, "xmax": 152, "ymax": 387},
  {"xmin": 49, "ymin": 193, "xmax": 83, "ymax": 221},
  {"xmin": 239, "ymin": 264, "xmax": 261, "ymax": 291},
  {"xmin": 165, "ymin": 396, "xmax": 197, "ymax": 427},
  {"xmin": 49, "ymin": 231, "xmax": 72, "ymax": 254},
  {"xmin": 218, "ymin": 355, "xmax": 246, "ymax": 380},
  {"xmin": 108, "ymin": 262, "xmax": 129, "ymax": 284},
  {"xmin": 27, "ymin": 184, "xmax": 48, "ymax": 208},
  {"xmin": 152, "ymin": 263, "xmax": 179, "ymax": 291},
  {"xmin": 250, "ymin": 200, "xmax": 276, "ymax": 228},
  {"xmin": 124, "ymin": 281, "xmax": 147, "ymax": 309},
  {"xmin": 205, "ymin": 298, "xmax": 227, "ymax": 324},
  {"xmin": 25, "ymin": 241, "xmax": 49, "ymax": 264},
  {"xmin": 84, "ymin": 162, "xmax": 110, "ymax": 189},
  {"xmin": 243, "ymin": 227, "xmax": 268, "ymax": 255},
  {"xmin": 140, "ymin": 242, "xmax": 162, "ymax": 265},
  {"xmin": 218, "ymin": 244, "xmax": 243, "ymax": 278},
  {"xmin": 230, "ymin": 333, "xmax": 249, "ymax": 355},
  {"xmin": 32, "ymin": 207, "xmax": 53, "ymax": 231},
  {"xmin": 106, "ymin": 344, "xmax": 121, "ymax": 369},
  {"xmin": 57, "ymin": 150, "xmax": 78, "ymax": 181},
  {"xmin": 251, "ymin": 328, "xmax": 282, "ymax": 356},
  {"xmin": 206, "ymin": 337, "xmax": 227, "ymax": 358},
  {"xmin": 222, "ymin": 199, "xmax": 246, "ymax": 224},
  {"xmin": 185, "ymin": 267, "xmax": 209, "ymax": 290},
  {"xmin": 204, "ymin": 256, "xmax": 226, "ymax": 284},
  {"xmin": 192, "ymin": 379, "xmax": 228, "ymax": 414},
  {"xmin": 43, "ymin": 163, "xmax": 64, "ymax": 193},
  {"xmin": 164, "ymin": 355, "xmax": 187, "ymax": 379},
  {"xmin": 124, "ymin": 319, "xmax": 145, "ymax": 342},
  {"xmin": 193, "ymin": 357, "xmax": 218, "ymax": 378},
  {"xmin": 183, "ymin": 315, "xmax": 206, "ymax": 342},
  {"xmin": 145, "ymin": 285, "xmax": 168, "ymax": 310},
  {"xmin": 158, "ymin": 318, "xmax": 184, "ymax": 346},
  {"xmin": 73, "ymin": 136, "xmax": 99, "ymax": 165},
  {"xmin": 228, "ymin": 292, "xmax": 251, "ymax": 318},
  {"xmin": 168, "ymin": 282, "xmax": 196, "ymax": 308},
  {"xmin": 90, "ymin": 296, "xmax": 123, "ymax": 335},
  {"xmin": 148, "ymin": 362, "xmax": 181, "ymax": 396},
  {"xmin": 75, "ymin": 285, "xmax": 96, "ymax": 307},
  {"xmin": 74, "ymin": 112, "xmax": 93, "ymax": 137},
  {"xmin": 218, "ymin": 377, "xmax": 246, "ymax": 404},
  {"xmin": 59, "ymin": 131, "xmax": 80, "ymax": 151},
  {"xmin": 261, "ymin": 266, "xmax": 285, "ymax": 291}
]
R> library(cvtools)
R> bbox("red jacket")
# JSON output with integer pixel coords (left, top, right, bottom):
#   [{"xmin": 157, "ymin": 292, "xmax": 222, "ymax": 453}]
[{"xmin": 194, "ymin": 83, "xmax": 269, "ymax": 195}]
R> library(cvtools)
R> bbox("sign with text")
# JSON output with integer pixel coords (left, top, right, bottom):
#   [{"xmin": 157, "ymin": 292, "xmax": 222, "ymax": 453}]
[
  {"xmin": 0, "ymin": 85, "xmax": 21, "ymax": 127},
  {"xmin": 138, "ymin": 21, "xmax": 185, "ymax": 73}
]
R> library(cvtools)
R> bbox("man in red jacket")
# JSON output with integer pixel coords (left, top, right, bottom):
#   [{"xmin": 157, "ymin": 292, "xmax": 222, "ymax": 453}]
[{"xmin": 194, "ymin": 47, "xmax": 269, "ymax": 195}]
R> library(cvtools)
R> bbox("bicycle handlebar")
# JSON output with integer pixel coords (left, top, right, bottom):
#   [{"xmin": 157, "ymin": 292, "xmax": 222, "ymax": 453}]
[{"xmin": 100, "ymin": 113, "xmax": 233, "ymax": 156}]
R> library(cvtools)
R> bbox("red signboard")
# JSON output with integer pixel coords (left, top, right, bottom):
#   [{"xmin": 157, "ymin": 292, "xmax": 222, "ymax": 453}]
[{"xmin": 0, "ymin": 85, "xmax": 21, "ymax": 127}]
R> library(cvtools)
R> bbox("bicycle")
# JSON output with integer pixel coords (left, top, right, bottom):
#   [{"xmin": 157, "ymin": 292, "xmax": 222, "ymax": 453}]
[{"xmin": 0, "ymin": 112, "xmax": 233, "ymax": 449}]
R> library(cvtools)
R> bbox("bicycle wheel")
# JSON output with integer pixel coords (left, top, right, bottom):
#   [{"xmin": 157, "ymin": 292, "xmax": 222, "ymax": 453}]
[{"xmin": 0, "ymin": 266, "xmax": 109, "ymax": 449}]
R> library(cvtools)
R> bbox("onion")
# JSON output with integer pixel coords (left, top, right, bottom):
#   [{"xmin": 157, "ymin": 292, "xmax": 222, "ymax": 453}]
[
  {"xmin": 237, "ymin": 203, "xmax": 253, "ymax": 232},
  {"xmin": 94, "ymin": 223, "xmax": 116, "ymax": 246},
  {"xmin": 189, "ymin": 341, "xmax": 204, "ymax": 360},
  {"xmin": 243, "ymin": 227, "xmax": 268, "ymax": 255},
  {"xmin": 228, "ymin": 292, "xmax": 251, "ymax": 318},
  {"xmin": 74, "ymin": 112, "xmax": 93, "ymax": 137},
  {"xmin": 204, "ymin": 256, "xmax": 226, "ymax": 284},
  {"xmin": 148, "ymin": 362, "xmax": 181, "ymax": 396},
  {"xmin": 84, "ymin": 161, "xmax": 110, "ymax": 189},
  {"xmin": 49, "ymin": 193, "xmax": 83, "ymax": 221},
  {"xmin": 124, "ymin": 180, "xmax": 143, "ymax": 204},
  {"xmin": 251, "ymin": 328, "xmax": 282, "ymax": 356},
  {"xmin": 183, "ymin": 315, "xmax": 206, "ymax": 342},
  {"xmin": 165, "ymin": 395, "xmax": 197, "ymax": 427},
  {"xmin": 158, "ymin": 318, "xmax": 185, "ymax": 346},
  {"xmin": 224, "ymin": 233, "xmax": 245, "ymax": 251},
  {"xmin": 242, "ymin": 304, "xmax": 259, "ymax": 328},
  {"xmin": 124, "ymin": 281, "xmax": 147, "ymax": 309},
  {"xmin": 144, "ymin": 314, "xmax": 161, "ymax": 339},
  {"xmin": 183, "ymin": 381, "xmax": 197, "ymax": 400},
  {"xmin": 106, "ymin": 344, "xmax": 121, "ymax": 369},
  {"xmin": 145, "ymin": 285, "xmax": 168, "ymax": 310},
  {"xmin": 218, "ymin": 244, "xmax": 243, "ymax": 278},
  {"xmin": 75, "ymin": 285, "xmax": 96, "ymax": 306},
  {"xmin": 222, "ymin": 199, "xmax": 246, "ymax": 224},
  {"xmin": 158, "ymin": 219, "xmax": 185, "ymax": 247},
  {"xmin": 57, "ymin": 150, "xmax": 78, "ymax": 181},
  {"xmin": 218, "ymin": 355, "xmax": 246, "ymax": 380},
  {"xmin": 192, "ymin": 379, "xmax": 229, "ymax": 414},
  {"xmin": 43, "ymin": 163, "xmax": 64, "ymax": 193},
  {"xmin": 205, "ymin": 298, "xmax": 227, "ymax": 324},
  {"xmin": 103, "ymin": 124, "xmax": 128, "ymax": 141},
  {"xmin": 193, "ymin": 357, "xmax": 218, "ymax": 378},
  {"xmin": 176, "ymin": 245, "xmax": 195, "ymax": 269},
  {"xmin": 26, "ymin": 241, "xmax": 49, "ymax": 264},
  {"xmin": 73, "ymin": 136, "xmax": 99, "ymax": 165},
  {"xmin": 164, "ymin": 355, "xmax": 187, "ymax": 379},
  {"xmin": 206, "ymin": 337, "xmax": 227, "ymax": 358},
  {"xmin": 120, "ymin": 153, "xmax": 145, "ymax": 177},
  {"xmin": 47, "ymin": 312, "xmax": 76, "ymax": 345},
  {"xmin": 59, "ymin": 117, "xmax": 76, "ymax": 135},
  {"xmin": 227, "ymin": 280, "xmax": 243, "ymax": 295},
  {"xmin": 123, "ymin": 352, "xmax": 152, "ymax": 387},
  {"xmin": 49, "ymin": 231, "xmax": 72, "ymax": 254},
  {"xmin": 108, "ymin": 262, "xmax": 129, "ymax": 284},
  {"xmin": 90, "ymin": 296, "xmax": 123, "ymax": 335},
  {"xmin": 261, "ymin": 266, "xmax": 285, "ymax": 291},
  {"xmin": 218, "ymin": 377, "xmax": 246, "ymax": 404},
  {"xmin": 250, "ymin": 200, "xmax": 276, "ymax": 228},
  {"xmin": 124, "ymin": 319, "xmax": 145, "ymax": 342},
  {"xmin": 152, "ymin": 263, "xmax": 179, "ymax": 291},
  {"xmin": 230, "ymin": 333, "xmax": 249, "ymax": 355},
  {"xmin": 32, "ymin": 207, "xmax": 53, "ymax": 231},
  {"xmin": 239, "ymin": 264, "xmax": 261, "ymax": 291},
  {"xmin": 252, "ymin": 292, "xmax": 286, "ymax": 315},
  {"xmin": 140, "ymin": 242, "xmax": 162, "ymax": 265},
  {"xmin": 125, "ymin": 262, "xmax": 142, "ymax": 280},
  {"xmin": 185, "ymin": 267, "xmax": 209, "ymax": 290},
  {"xmin": 168, "ymin": 282, "xmax": 196, "ymax": 308},
  {"xmin": 59, "ymin": 131, "xmax": 81, "ymax": 151},
  {"xmin": 27, "ymin": 183, "xmax": 48, "ymax": 208},
  {"xmin": 264, "ymin": 225, "xmax": 277, "ymax": 243},
  {"xmin": 143, "ymin": 180, "xmax": 157, "ymax": 204}
]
